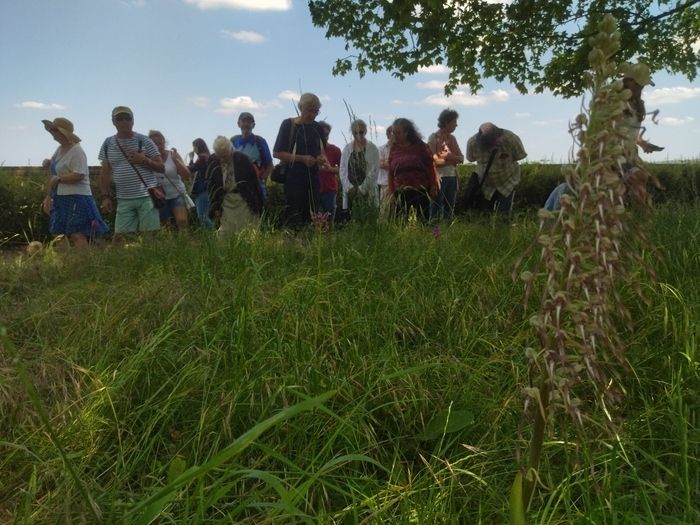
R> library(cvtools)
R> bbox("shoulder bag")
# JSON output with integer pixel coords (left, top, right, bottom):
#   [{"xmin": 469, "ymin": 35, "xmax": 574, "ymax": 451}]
[
  {"xmin": 270, "ymin": 119, "xmax": 297, "ymax": 184},
  {"xmin": 114, "ymin": 137, "xmax": 166, "ymax": 209},
  {"xmin": 463, "ymin": 148, "xmax": 497, "ymax": 210}
]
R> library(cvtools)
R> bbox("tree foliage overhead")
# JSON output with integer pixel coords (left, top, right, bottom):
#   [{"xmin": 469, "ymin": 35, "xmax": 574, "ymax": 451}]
[{"xmin": 308, "ymin": 0, "xmax": 700, "ymax": 97}]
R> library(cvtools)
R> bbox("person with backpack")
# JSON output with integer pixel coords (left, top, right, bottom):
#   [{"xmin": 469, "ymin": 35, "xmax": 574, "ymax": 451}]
[
  {"xmin": 231, "ymin": 112, "xmax": 273, "ymax": 201},
  {"xmin": 98, "ymin": 106, "xmax": 164, "ymax": 240}
]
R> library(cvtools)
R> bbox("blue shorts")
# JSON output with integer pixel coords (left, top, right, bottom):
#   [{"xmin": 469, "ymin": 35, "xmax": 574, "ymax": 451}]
[{"xmin": 159, "ymin": 195, "xmax": 187, "ymax": 221}]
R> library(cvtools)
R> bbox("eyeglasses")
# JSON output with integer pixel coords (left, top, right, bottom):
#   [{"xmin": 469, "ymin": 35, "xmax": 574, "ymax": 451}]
[{"xmin": 114, "ymin": 114, "xmax": 132, "ymax": 122}]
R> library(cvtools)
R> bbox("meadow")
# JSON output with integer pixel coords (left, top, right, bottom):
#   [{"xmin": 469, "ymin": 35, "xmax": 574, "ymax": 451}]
[{"xmin": 0, "ymin": 204, "xmax": 698, "ymax": 523}]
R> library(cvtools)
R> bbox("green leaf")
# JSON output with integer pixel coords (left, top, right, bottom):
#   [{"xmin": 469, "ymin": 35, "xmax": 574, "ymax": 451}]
[{"xmin": 421, "ymin": 408, "xmax": 474, "ymax": 439}]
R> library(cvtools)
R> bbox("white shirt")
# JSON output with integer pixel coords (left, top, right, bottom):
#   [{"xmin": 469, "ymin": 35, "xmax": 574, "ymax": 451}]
[
  {"xmin": 54, "ymin": 144, "xmax": 92, "ymax": 196},
  {"xmin": 157, "ymin": 151, "xmax": 187, "ymax": 199},
  {"xmin": 339, "ymin": 141, "xmax": 380, "ymax": 209},
  {"xmin": 377, "ymin": 142, "xmax": 391, "ymax": 186}
]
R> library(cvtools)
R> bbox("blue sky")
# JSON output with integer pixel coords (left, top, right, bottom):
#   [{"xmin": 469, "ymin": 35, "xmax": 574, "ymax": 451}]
[{"xmin": 1, "ymin": 0, "xmax": 699, "ymax": 167}]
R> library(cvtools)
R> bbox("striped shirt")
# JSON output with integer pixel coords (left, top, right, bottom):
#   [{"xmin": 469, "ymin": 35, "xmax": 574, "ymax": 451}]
[{"xmin": 99, "ymin": 133, "xmax": 160, "ymax": 199}]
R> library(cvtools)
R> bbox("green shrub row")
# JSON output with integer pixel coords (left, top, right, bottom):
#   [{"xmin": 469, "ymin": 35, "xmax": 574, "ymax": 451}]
[{"xmin": 1, "ymin": 162, "xmax": 698, "ymax": 244}]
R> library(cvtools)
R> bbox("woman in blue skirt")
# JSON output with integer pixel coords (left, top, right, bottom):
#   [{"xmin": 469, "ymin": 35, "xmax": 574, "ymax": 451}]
[{"xmin": 42, "ymin": 117, "xmax": 108, "ymax": 248}]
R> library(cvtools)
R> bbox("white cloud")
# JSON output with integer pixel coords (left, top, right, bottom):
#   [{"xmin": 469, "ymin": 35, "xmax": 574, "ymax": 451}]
[
  {"xmin": 514, "ymin": 112, "xmax": 530, "ymax": 118},
  {"xmin": 417, "ymin": 80, "xmax": 446, "ymax": 90},
  {"xmin": 644, "ymin": 86, "xmax": 700, "ymax": 105},
  {"xmin": 14, "ymin": 101, "xmax": 66, "ymax": 110},
  {"xmin": 490, "ymin": 89, "xmax": 509, "ymax": 102},
  {"xmin": 217, "ymin": 96, "xmax": 260, "ymax": 113},
  {"xmin": 121, "ymin": 0, "xmax": 146, "ymax": 7},
  {"xmin": 191, "ymin": 96, "xmax": 209, "ymax": 108},
  {"xmin": 391, "ymin": 99, "xmax": 405, "ymax": 105},
  {"xmin": 216, "ymin": 96, "xmax": 282, "ymax": 113},
  {"xmin": 278, "ymin": 90, "xmax": 300, "ymax": 101},
  {"xmin": 220, "ymin": 30, "xmax": 266, "ymax": 44},
  {"xmin": 417, "ymin": 64, "xmax": 451, "ymax": 75},
  {"xmin": 659, "ymin": 116, "xmax": 695, "ymax": 127},
  {"xmin": 424, "ymin": 89, "xmax": 509, "ymax": 107},
  {"xmin": 185, "ymin": 0, "xmax": 291, "ymax": 10}
]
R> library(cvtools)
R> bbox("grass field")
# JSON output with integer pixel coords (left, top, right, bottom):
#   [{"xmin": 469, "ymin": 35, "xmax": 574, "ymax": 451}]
[{"xmin": 1, "ymin": 206, "xmax": 698, "ymax": 524}]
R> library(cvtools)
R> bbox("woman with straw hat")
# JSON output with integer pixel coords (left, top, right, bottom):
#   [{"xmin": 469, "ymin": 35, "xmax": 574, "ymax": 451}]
[{"xmin": 41, "ymin": 117, "xmax": 108, "ymax": 247}]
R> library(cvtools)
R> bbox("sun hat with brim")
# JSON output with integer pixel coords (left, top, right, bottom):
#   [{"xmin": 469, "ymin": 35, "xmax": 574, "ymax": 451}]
[
  {"xmin": 621, "ymin": 63, "xmax": 655, "ymax": 87},
  {"xmin": 112, "ymin": 105, "xmax": 133, "ymax": 118},
  {"xmin": 42, "ymin": 117, "xmax": 81, "ymax": 143}
]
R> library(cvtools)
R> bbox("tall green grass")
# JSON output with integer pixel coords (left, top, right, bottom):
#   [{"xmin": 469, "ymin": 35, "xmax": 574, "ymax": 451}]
[{"xmin": 0, "ymin": 206, "xmax": 697, "ymax": 523}]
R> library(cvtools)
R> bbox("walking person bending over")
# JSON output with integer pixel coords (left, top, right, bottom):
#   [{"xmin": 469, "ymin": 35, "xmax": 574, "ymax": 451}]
[
  {"xmin": 99, "ymin": 106, "xmax": 164, "ymax": 240},
  {"xmin": 207, "ymin": 136, "xmax": 263, "ymax": 235},
  {"xmin": 466, "ymin": 122, "xmax": 527, "ymax": 216}
]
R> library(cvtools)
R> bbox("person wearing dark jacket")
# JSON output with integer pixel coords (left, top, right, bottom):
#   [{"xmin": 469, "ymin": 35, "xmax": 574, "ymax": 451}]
[{"xmin": 207, "ymin": 135, "xmax": 263, "ymax": 234}]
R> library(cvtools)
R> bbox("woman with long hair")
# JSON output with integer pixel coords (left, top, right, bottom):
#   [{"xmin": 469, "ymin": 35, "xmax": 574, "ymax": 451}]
[{"xmin": 387, "ymin": 118, "xmax": 438, "ymax": 222}]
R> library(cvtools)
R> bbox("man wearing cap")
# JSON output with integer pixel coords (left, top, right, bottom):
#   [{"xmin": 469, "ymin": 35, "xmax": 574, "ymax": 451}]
[
  {"xmin": 230, "ymin": 112, "xmax": 273, "ymax": 200},
  {"xmin": 466, "ymin": 122, "xmax": 527, "ymax": 215},
  {"xmin": 98, "ymin": 106, "xmax": 164, "ymax": 238}
]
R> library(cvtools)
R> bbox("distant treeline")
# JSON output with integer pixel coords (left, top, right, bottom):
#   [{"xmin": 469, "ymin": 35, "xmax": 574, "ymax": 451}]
[{"xmin": 2, "ymin": 162, "xmax": 698, "ymax": 246}]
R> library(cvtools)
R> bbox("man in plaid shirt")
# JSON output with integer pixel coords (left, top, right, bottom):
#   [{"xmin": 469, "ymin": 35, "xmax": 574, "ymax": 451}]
[{"xmin": 466, "ymin": 122, "xmax": 527, "ymax": 215}]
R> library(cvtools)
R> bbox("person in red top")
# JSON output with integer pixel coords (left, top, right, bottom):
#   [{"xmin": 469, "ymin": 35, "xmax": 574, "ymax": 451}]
[
  {"xmin": 318, "ymin": 121, "xmax": 342, "ymax": 221},
  {"xmin": 388, "ymin": 118, "xmax": 438, "ymax": 223}
]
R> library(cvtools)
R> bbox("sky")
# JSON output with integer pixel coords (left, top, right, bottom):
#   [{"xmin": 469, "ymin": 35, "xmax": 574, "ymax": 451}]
[{"xmin": 1, "ymin": 0, "xmax": 699, "ymax": 167}]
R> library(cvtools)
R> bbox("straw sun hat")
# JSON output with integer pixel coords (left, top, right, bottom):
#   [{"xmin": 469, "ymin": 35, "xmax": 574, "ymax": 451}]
[{"xmin": 41, "ymin": 117, "xmax": 81, "ymax": 143}]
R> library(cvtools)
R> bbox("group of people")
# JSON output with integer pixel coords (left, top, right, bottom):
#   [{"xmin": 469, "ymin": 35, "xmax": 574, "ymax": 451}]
[{"xmin": 42, "ymin": 92, "xmax": 531, "ymax": 247}]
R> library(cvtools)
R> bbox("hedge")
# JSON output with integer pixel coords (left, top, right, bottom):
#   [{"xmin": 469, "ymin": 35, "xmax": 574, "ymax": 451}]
[{"xmin": 1, "ymin": 162, "xmax": 698, "ymax": 245}]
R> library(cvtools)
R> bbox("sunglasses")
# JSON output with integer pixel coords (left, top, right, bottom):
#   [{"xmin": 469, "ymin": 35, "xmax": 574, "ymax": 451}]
[{"xmin": 114, "ymin": 114, "xmax": 133, "ymax": 122}]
